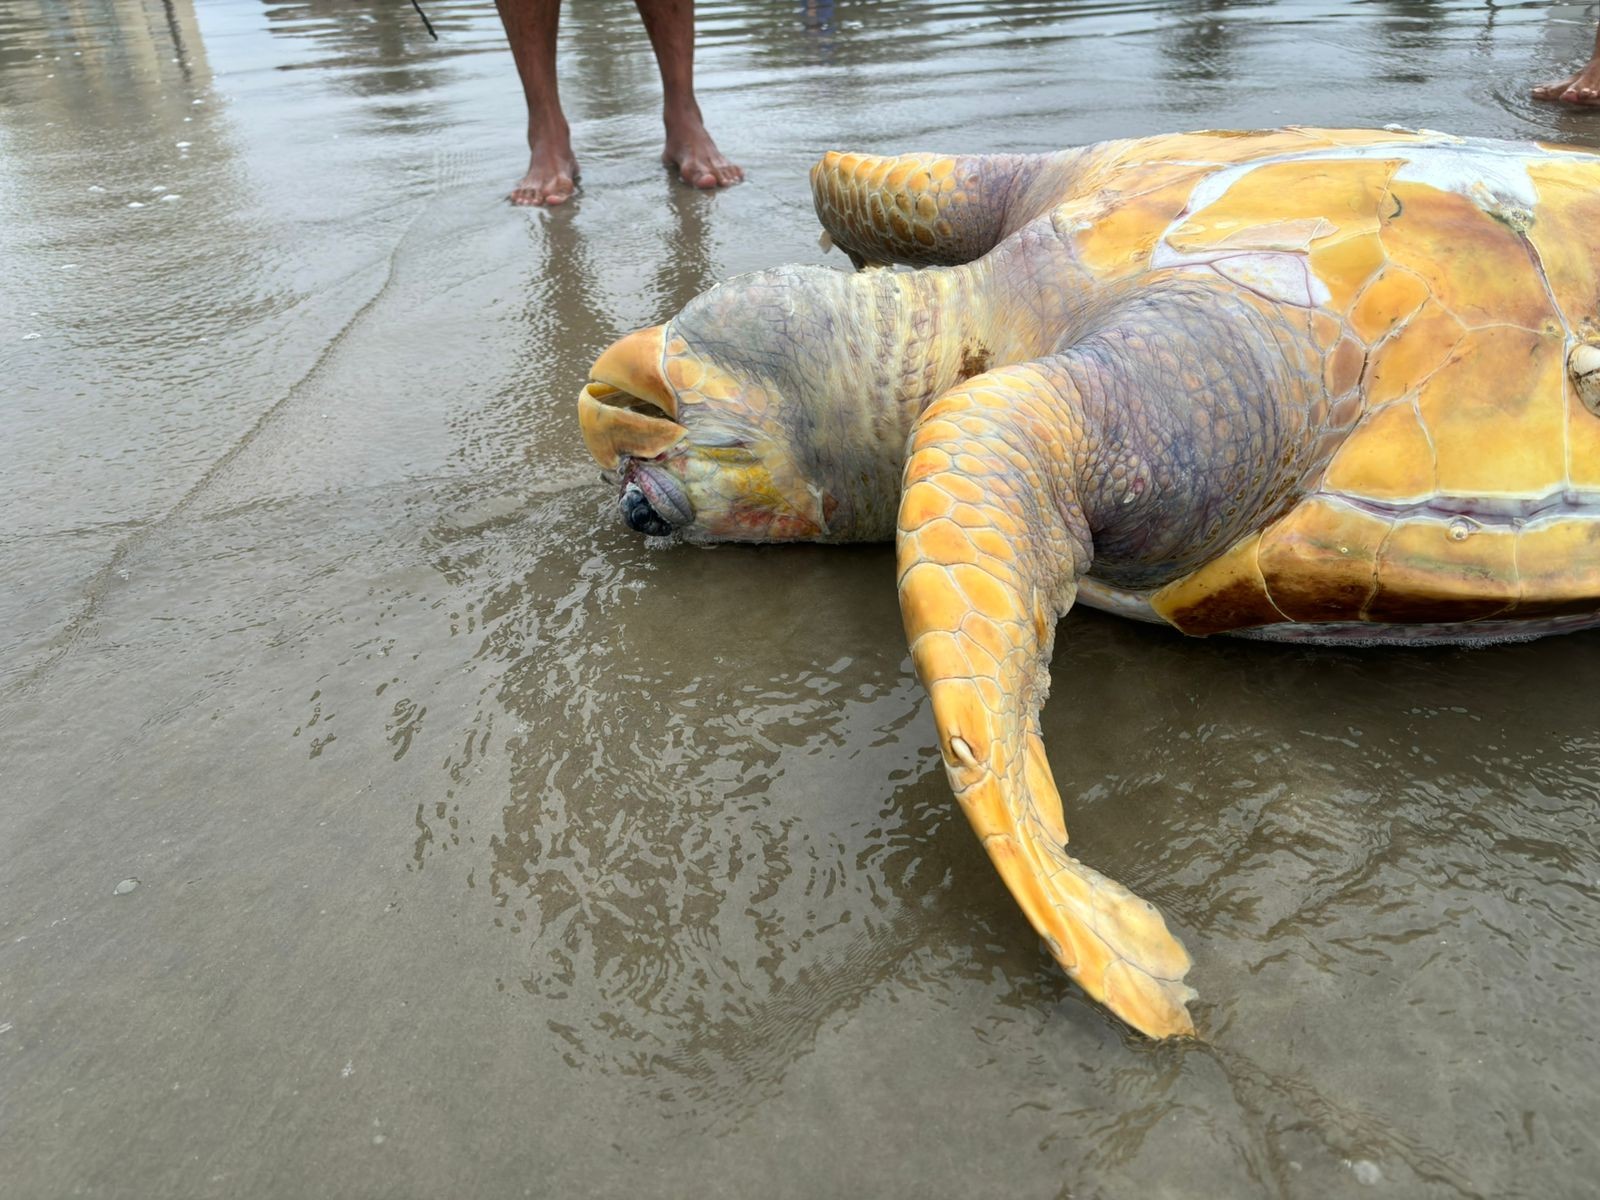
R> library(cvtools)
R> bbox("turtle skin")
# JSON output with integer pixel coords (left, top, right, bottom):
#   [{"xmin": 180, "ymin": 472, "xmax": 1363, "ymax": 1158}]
[{"xmin": 584, "ymin": 128, "xmax": 1600, "ymax": 1039}]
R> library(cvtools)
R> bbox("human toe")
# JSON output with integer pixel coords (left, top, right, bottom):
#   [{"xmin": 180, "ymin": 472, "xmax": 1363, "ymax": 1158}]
[
  {"xmin": 510, "ymin": 172, "xmax": 576, "ymax": 206},
  {"xmin": 680, "ymin": 161, "xmax": 718, "ymax": 189}
]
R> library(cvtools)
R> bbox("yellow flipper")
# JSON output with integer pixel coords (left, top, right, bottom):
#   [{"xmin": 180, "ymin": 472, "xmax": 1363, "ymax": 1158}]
[
  {"xmin": 898, "ymin": 368, "xmax": 1197, "ymax": 1038},
  {"xmin": 809, "ymin": 150, "xmax": 1051, "ymax": 269}
]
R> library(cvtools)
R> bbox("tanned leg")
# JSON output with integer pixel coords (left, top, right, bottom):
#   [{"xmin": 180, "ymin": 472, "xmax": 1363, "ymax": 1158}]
[
  {"xmin": 634, "ymin": 0, "xmax": 744, "ymax": 188},
  {"xmin": 1532, "ymin": 20, "xmax": 1600, "ymax": 106},
  {"xmin": 496, "ymin": 0, "xmax": 580, "ymax": 205}
]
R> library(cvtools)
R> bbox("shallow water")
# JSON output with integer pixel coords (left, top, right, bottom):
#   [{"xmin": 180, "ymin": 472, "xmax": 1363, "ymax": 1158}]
[{"xmin": 3, "ymin": 0, "xmax": 1600, "ymax": 1195}]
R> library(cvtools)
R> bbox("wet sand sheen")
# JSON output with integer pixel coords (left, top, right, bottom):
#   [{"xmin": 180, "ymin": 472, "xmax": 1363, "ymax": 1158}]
[{"xmin": 2, "ymin": 1, "xmax": 1599, "ymax": 1196}]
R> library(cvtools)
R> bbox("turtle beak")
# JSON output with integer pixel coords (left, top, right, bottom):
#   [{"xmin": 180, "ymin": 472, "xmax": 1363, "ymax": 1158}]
[{"xmin": 578, "ymin": 325, "xmax": 687, "ymax": 470}]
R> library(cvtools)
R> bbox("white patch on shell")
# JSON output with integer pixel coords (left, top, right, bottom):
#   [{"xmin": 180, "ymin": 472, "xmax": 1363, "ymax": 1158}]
[
  {"xmin": 1158, "ymin": 134, "xmax": 1547, "ymax": 268},
  {"xmin": 1150, "ymin": 243, "xmax": 1327, "ymax": 308},
  {"xmin": 1574, "ymin": 344, "xmax": 1600, "ymax": 416},
  {"xmin": 1143, "ymin": 134, "xmax": 1561, "ymax": 320},
  {"xmin": 1210, "ymin": 217, "xmax": 1335, "ymax": 252},
  {"xmin": 1212, "ymin": 253, "xmax": 1322, "ymax": 307},
  {"xmin": 1389, "ymin": 148, "xmax": 1538, "ymax": 211}
]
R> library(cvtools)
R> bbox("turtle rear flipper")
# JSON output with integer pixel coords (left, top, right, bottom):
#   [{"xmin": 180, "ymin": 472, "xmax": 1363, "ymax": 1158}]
[
  {"xmin": 898, "ymin": 365, "xmax": 1197, "ymax": 1038},
  {"xmin": 810, "ymin": 150, "xmax": 1056, "ymax": 269}
]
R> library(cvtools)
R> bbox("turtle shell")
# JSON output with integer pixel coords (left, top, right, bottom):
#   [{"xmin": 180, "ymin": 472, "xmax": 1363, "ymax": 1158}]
[{"xmin": 1047, "ymin": 129, "xmax": 1600, "ymax": 638}]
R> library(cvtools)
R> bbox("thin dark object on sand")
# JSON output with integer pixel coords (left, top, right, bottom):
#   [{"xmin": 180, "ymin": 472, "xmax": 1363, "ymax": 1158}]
[{"xmin": 410, "ymin": 0, "xmax": 438, "ymax": 40}]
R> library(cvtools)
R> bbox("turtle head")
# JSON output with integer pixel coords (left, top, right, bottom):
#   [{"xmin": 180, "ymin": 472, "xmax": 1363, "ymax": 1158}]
[{"xmin": 579, "ymin": 266, "xmax": 910, "ymax": 543}]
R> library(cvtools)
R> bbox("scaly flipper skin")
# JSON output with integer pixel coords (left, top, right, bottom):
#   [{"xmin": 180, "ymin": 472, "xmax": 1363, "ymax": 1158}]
[
  {"xmin": 898, "ymin": 366, "xmax": 1197, "ymax": 1038},
  {"xmin": 810, "ymin": 150, "xmax": 1054, "ymax": 268}
]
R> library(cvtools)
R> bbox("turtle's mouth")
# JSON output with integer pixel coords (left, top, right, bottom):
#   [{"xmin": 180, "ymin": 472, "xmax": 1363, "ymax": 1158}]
[
  {"xmin": 578, "ymin": 380, "xmax": 695, "ymax": 537},
  {"xmin": 577, "ymin": 381, "xmax": 687, "ymax": 468},
  {"xmin": 578, "ymin": 325, "xmax": 686, "ymax": 468},
  {"xmin": 578, "ymin": 324, "xmax": 698, "ymax": 536}
]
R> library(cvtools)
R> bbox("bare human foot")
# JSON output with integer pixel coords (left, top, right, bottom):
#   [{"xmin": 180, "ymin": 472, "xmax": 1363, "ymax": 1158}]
[
  {"xmin": 1532, "ymin": 59, "xmax": 1600, "ymax": 105},
  {"xmin": 1533, "ymin": 23, "xmax": 1600, "ymax": 106},
  {"xmin": 634, "ymin": 0, "xmax": 742, "ymax": 189},
  {"xmin": 496, "ymin": 0, "xmax": 581, "ymax": 206},
  {"xmin": 662, "ymin": 108, "xmax": 743, "ymax": 189},
  {"xmin": 510, "ymin": 121, "xmax": 580, "ymax": 206}
]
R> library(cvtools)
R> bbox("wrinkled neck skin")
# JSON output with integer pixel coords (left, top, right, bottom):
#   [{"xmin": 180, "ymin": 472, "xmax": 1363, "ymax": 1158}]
[
  {"xmin": 683, "ymin": 226, "xmax": 1103, "ymax": 543},
  {"xmin": 796, "ymin": 266, "xmax": 1000, "ymax": 541}
]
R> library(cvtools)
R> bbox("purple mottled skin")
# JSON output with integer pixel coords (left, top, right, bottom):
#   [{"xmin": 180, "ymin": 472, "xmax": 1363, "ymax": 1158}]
[{"xmin": 1030, "ymin": 283, "xmax": 1322, "ymax": 589}]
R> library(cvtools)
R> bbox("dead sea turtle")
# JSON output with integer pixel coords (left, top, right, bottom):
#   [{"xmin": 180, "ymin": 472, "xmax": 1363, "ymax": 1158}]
[{"xmin": 576, "ymin": 127, "xmax": 1600, "ymax": 1038}]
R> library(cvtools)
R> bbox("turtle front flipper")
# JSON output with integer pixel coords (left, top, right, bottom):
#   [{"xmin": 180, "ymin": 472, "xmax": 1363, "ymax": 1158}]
[
  {"xmin": 810, "ymin": 151, "xmax": 1054, "ymax": 269},
  {"xmin": 898, "ymin": 367, "xmax": 1197, "ymax": 1038}
]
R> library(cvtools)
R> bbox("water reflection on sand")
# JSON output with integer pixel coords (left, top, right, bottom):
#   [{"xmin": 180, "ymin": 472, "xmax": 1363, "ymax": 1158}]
[{"xmin": 2, "ymin": 1, "xmax": 1599, "ymax": 1196}]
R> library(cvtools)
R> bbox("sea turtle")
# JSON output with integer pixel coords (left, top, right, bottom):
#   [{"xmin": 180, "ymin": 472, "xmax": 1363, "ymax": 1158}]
[{"xmin": 576, "ymin": 127, "xmax": 1600, "ymax": 1038}]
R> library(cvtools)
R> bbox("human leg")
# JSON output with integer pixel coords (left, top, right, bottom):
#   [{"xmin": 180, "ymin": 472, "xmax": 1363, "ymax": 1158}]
[
  {"xmin": 496, "ymin": 0, "xmax": 580, "ymax": 205},
  {"xmin": 634, "ymin": 0, "xmax": 743, "ymax": 188}
]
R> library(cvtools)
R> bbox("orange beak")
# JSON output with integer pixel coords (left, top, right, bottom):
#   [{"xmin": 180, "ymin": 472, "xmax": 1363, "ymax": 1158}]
[{"xmin": 577, "ymin": 326, "xmax": 687, "ymax": 470}]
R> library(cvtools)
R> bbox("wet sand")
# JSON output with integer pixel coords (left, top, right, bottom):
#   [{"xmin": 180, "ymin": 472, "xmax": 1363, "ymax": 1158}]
[{"xmin": 3, "ymin": 1, "xmax": 1600, "ymax": 1196}]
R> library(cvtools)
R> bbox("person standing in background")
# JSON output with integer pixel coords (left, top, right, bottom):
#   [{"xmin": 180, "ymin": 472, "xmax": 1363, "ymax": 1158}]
[{"xmin": 495, "ymin": 0, "xmax": 744, "ymax": 206}]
